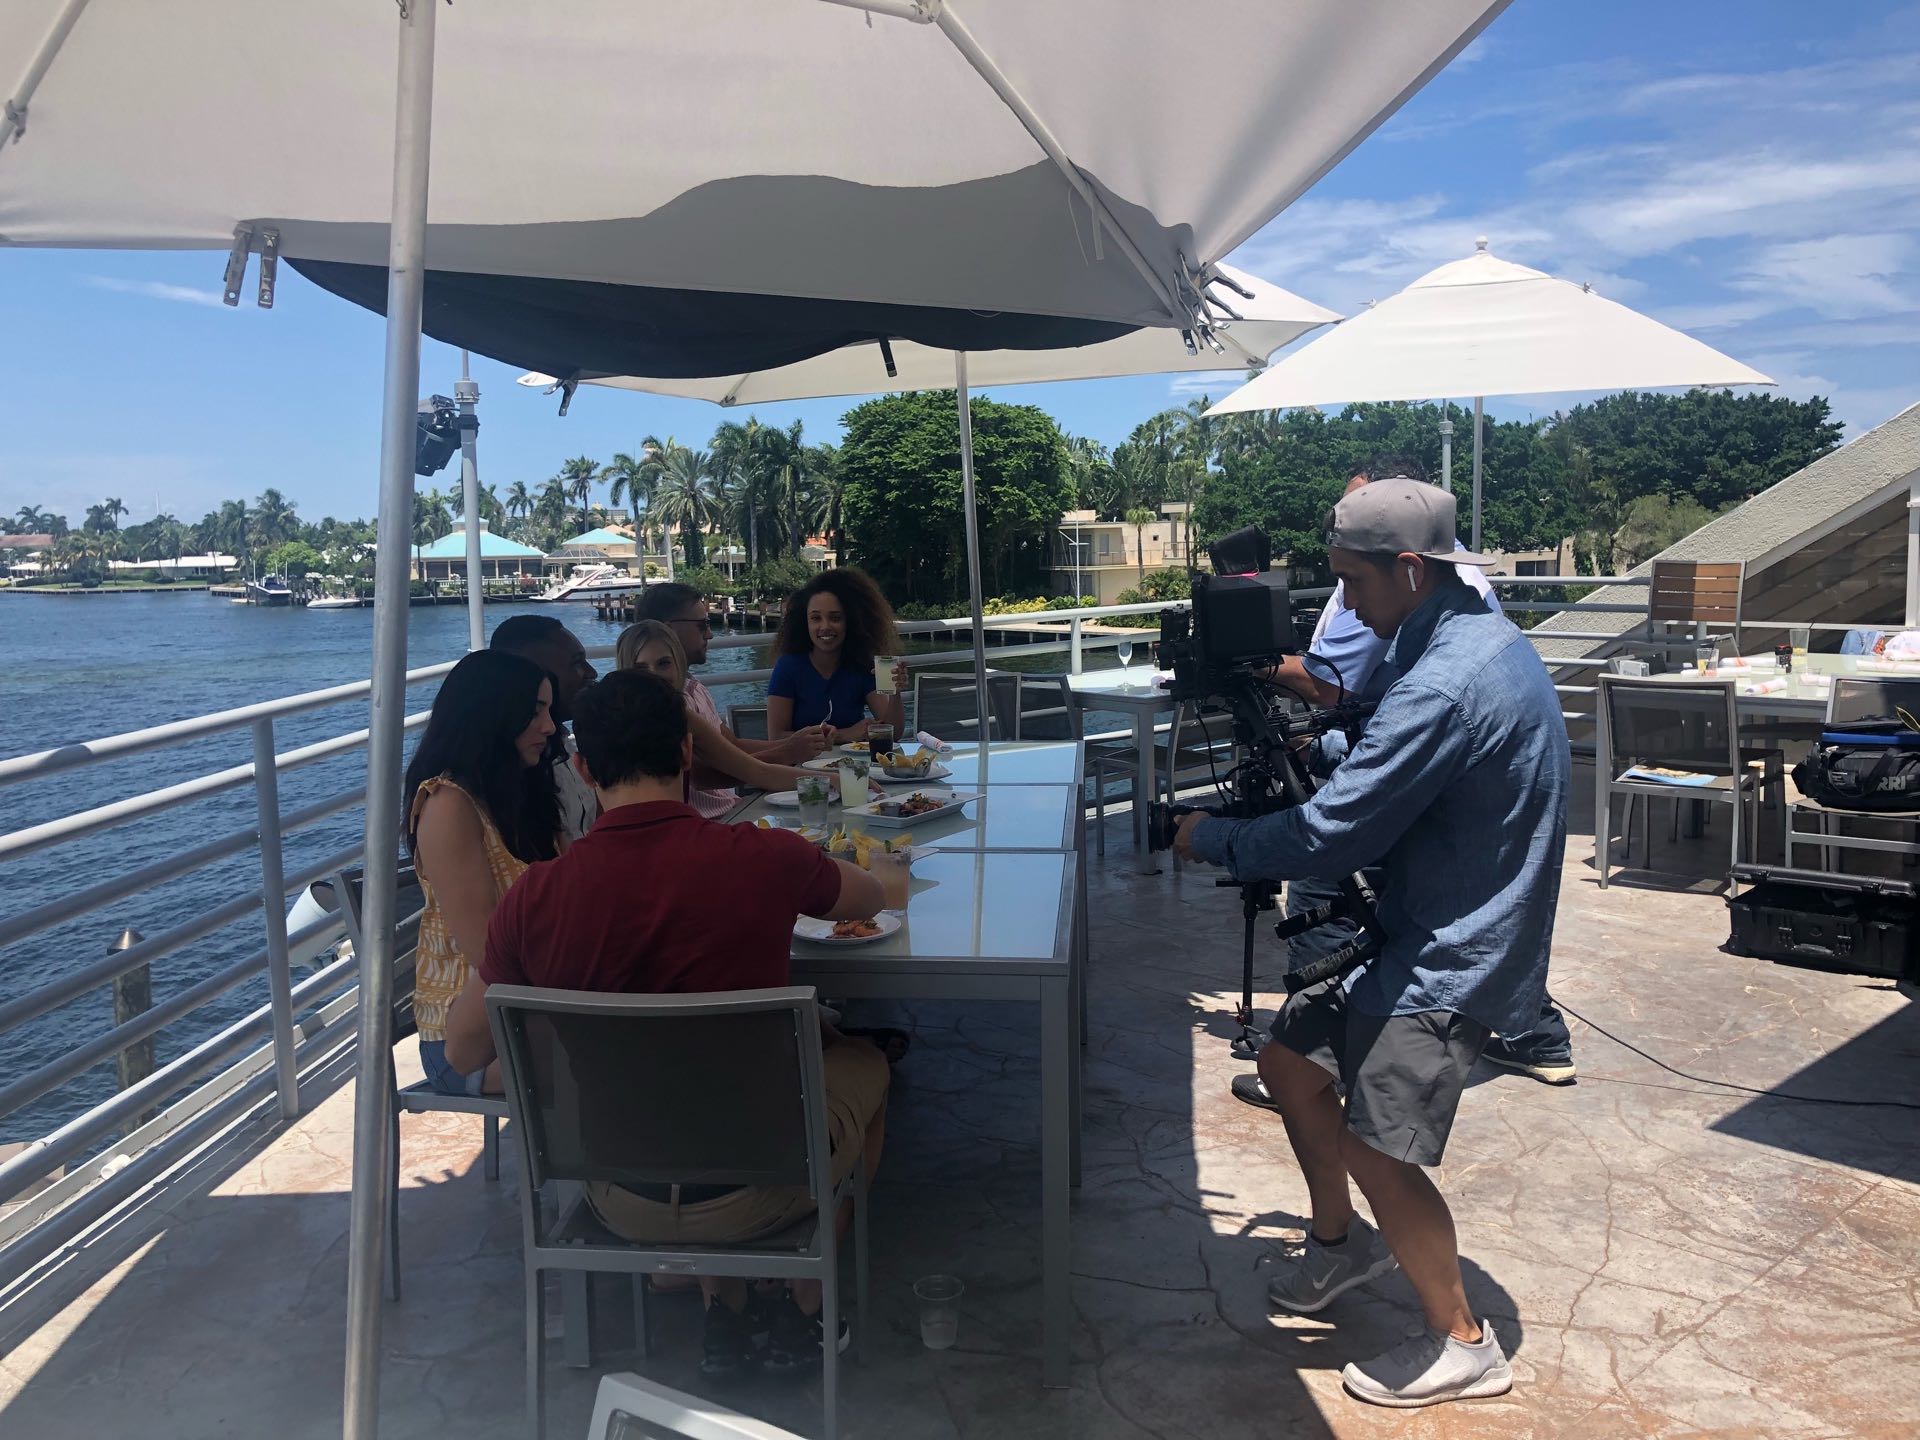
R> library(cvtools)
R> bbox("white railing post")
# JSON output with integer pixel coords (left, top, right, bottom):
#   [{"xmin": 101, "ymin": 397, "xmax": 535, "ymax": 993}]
[
  {"xmin": 1069, "ymin": 615, "xmax": 1083, "ymax": 674},
  {"xmin": 250, "ymin": 719, "xmax": 300, "ymax": 1119}
]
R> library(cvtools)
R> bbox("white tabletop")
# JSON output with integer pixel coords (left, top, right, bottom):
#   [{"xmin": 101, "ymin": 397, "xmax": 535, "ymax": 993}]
[{"xmin": 1066, "ymin": 666, "xmax": 1176, "ymax": 709}]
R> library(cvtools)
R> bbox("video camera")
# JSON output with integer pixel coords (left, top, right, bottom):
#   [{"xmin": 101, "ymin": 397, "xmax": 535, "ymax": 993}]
[
  {"xmin": 1153, "ymin": 526, "xmax": 1299, "ymax": 705},
  {"xmin": 1139, "ymin": 526, "xmax": 1384, "ymax": 1052}
]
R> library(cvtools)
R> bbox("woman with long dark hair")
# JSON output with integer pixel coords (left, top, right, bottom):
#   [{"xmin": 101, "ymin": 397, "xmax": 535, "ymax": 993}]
[
  {"xmin": 403, "ymin": 649, "xmax": 562, "ymax": 1094},
  {"xmin": 766, "ymin": 568, "xmax": 909, "ymax": 743}
]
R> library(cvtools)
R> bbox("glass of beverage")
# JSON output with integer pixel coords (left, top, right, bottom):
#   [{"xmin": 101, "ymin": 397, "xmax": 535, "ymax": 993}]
[
  {"xmin": 836, "ymin": 755, "xmax": 870, "ymax": 808},
  {"xmin": 1694, "ymin": 643, "xmax": 1719, "ymax": 675},
  {"xmin": 797, "ymin": 774, "xmax": 832, "ymax": 829},
  {"xmin": 871, "ymin": 846, "xmax": 912, "ymax": 911},
  {"xmin": 1791, "ymin": 624, "xmax": 1811, "ymax": 656},
  {"xmin": 913, "ymin": 1275, "xmax": 963, "ymax": 1350},
  {"xmin": 867, "ymin": 722, "xmax": 896, "ymax": 763},
  {"xmin": 1117, "ymin": 639, "xmax": 1134, "ymax": 669},
  {"xmin": 874, "ymin": 655, "xmax": 899, "ymax": 695}
]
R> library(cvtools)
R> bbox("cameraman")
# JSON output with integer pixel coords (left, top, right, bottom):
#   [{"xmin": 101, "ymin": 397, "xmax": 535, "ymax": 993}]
[
  {"xmin": 1262, "ymin": 459, "xmax": 1574, "ymax": 1088},
  {"xmin": 1173, "ymin": 479, "xmax": 1569, "ymax": 1409}
]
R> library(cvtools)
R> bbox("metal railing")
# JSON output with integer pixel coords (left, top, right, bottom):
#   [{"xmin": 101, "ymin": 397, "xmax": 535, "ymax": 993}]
[{"xmin": 0, "ymin": 576, "xmax": 1812, "ymax": 1286}]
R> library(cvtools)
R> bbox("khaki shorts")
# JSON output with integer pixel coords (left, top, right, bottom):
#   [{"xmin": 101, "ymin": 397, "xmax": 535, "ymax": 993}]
[{"xmin": 588, "ymin": 1037, "xmax": 890, "ymax": 1244}]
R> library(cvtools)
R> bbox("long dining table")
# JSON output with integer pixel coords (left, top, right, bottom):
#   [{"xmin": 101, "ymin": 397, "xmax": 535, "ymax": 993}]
[{"xmin": 723, "ymin": 742, "xmax": 1085, "ymax": 1387}]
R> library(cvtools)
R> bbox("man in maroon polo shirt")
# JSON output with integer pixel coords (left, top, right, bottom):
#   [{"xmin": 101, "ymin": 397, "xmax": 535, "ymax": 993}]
[{"xmin": 443, "ymin": 669, "xmax": 887, "ymax": 1377}]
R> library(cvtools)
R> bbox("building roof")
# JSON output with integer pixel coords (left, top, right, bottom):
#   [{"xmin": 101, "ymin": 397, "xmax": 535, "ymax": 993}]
[
  {"xmin": 0, "ymin": 533, "xmax": 53, "ymax": 549},
  {"xmin": 560, "ymin": 526, "xmax": 634, "ymax": 548},
  {"xmin": 414, "ymin": 522, "xmax": 546, "ymax": 561},
  {"xmin": 1532, "ymin": 398, "xmax": 1920, "ymax": 661}
]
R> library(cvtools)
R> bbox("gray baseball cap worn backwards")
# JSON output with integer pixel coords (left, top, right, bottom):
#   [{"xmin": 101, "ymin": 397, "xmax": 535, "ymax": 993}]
[{"xmin": 1326, "ymin": 478, "xmax": 1494, "ymax": 566}]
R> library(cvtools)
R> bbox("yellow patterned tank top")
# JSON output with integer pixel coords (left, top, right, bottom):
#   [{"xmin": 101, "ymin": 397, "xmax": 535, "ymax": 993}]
[{"xmin": 409, "ymin": 775, "xmax": 528, "ymax": 1041}]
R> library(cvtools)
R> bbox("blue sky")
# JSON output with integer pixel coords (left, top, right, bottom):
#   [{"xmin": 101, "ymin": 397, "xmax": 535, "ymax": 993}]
[{"xmin": 3, "ymin": 0, "xmax": 1917, "ymax": 529}]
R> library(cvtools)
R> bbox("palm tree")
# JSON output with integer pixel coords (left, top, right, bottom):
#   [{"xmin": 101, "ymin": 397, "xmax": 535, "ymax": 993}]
[
  {"xmin": 637, "ymin": 435, "xmax": 686, "ymax": 579},
  {"xmin": 556, "ymin": 456, "xmax": 599, "ymax": 533},
  {"xmin": 252, "ymin": 488, "xmax": 297, "ymax": 550},
  {"xmin": 504, "ymin": 479, "xmax": 533, "ymax": 525},
  {"xmin": 1124, "ymin": 505, "xmax": 1156, "ymax": 583},
  {"xmin": 475, "ymin": 482, "xmax": 505, "ymax": 527},
  {"xmin": 710, "ymin": 418, "xmax": 772, "ymax": 566},
  {"xmin": 217, "ymin": 499, "xmax": 251, "ymax": 568},
  {"xmin": 650, "ymin": 445, "xmax": 717, "ymax": 570},
  {"xmin": 600, "ymin": 451, "xmax": 658, "ymax": 567},
  {"xmin": 1065, "ymin": 435, "xmax": 1111, "ymax": 511},
  {"xmin": 103, "ymin": 496, "xmax": 128, "ymax": 529},
  {"xmin": 13, "ymin": 504, "xmax": 49, "ymax": 535}
]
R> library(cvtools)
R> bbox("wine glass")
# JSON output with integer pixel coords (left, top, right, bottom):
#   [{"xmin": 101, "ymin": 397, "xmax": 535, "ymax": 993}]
[{"xmin": 1117, "ymin": 639, "xmax": 1134, "ymax": 670}]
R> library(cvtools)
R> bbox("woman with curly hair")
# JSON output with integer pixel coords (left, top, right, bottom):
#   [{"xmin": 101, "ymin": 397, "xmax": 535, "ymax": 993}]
[{"xmin": 767, "ymin": 568, "xmax": 909, "ymax": 744}]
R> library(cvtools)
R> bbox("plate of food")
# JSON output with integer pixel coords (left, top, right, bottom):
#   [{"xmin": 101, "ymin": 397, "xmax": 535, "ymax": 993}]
[
  {"xmin": 820, "ymin": 826, "xmax": 930, "ymax": 867},
  {"xmin": 754, "ymin": 817, "xmax": 831, "ymax": 844},
  {"xmin": 841, "ymin": 788, "xmax": 979, "ymax": 828},
  {"xmin": 873, "ymin": 747, "xmax": 953, "ymax": 783},
  {"xmin": 792, "ymin": 912, "xmax": 903, "ymax": 946}
]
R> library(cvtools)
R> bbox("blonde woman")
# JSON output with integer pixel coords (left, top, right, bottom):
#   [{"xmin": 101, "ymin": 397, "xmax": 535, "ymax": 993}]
[{"xmin": 616, "ymin": 620, "xmax": 824, "ymax": 815}]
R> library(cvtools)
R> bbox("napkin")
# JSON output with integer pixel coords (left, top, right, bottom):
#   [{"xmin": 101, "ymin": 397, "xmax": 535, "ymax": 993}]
[
  {"xmin": 914, "ymin": 731, "xmax": 952, "ymax": 754},
  {"xmin": 1741, "ymin": 678, "xmax": 1788, "ymax": 695},
  {"xmin": 793, "ymin": 917, "xmax": 839, "ymax": 941}
]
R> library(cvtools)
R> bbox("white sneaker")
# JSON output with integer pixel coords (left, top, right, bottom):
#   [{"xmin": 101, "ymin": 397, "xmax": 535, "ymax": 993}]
[
  {"xmin": 1266, "ymin": 1216, "xmax": 1399, "ymax": 1313},
  {"xmin": 1342, "ymin": 1320, "xmax": 1513, "ymax": 1408}
]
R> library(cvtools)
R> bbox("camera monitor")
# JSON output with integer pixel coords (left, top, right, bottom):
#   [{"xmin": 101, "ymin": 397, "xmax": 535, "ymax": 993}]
[{"xmin": 1194, "ymin": 570, "xmax": 1297, "ymax": 665}]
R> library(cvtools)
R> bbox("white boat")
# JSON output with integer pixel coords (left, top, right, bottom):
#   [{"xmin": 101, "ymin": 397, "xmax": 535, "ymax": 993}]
[
  {"xmin": 535, "ymin": 562, "xmax": 648, "ymax": 602},
  {"xmin": 304, "ymin": 594, "xmax": 365, "ymax": 610}
]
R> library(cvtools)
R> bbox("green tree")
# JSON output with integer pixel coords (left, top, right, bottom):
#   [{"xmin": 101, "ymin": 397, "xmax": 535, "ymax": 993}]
[
  {"xmin": 1124, "ymin": 505, "xmax": 1155, "ymax": 583},
  {"xmin": 556, "ymin": 455, "xmax": 599, "ymax": 532},
  {"xmin": 1612, "ymin": 494, "xmax": 1723, "ymax": 569},
  {"xmin": 251, "ymin": 488, "xmax": 297, "ymax": 550},
  {"xmin": 649, "ymin": 444, "xmax": 717, "ymax": 568},
  {"xmin": 838, "ymin": 390, "xmax": 1072, "ymax": 604},
  {"xmin": 264, "ymin": 539, "xmax": 324, "ymax": 580}
]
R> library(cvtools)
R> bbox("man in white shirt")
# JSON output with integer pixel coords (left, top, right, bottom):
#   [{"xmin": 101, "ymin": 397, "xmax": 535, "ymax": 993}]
[{"xmin": 490, "ymin": 614, "xmax": 600, "ymax": 841}]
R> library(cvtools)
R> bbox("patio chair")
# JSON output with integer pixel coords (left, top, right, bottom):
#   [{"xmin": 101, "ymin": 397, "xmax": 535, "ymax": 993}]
[
  {"xmin": 727, "ymin": 703, "xmax": 769, "ymax": 741},
  {"xmin": 590, "ymin": 1372, "xmax": 805, "ymax": 1440},
  {"xmin": 1596, "ymin": 676, "xmax": 1776, "ymax": 887},
  {"xmin": 914, "ymin": 670, "xmax": 1019, "ymax": 743},
  {"xmin": 328, "ymin": 868, "xmax": 507, "ymax": 1305},
  {"xmin": 1786, "ymin": 676, "xmax": 1920, "ymax": 873},
  {"xmin": 1640, "ymin": 559, "xmax": 1744, "ymax": 661},
  {"xmin": 1013, "ymin": 674, "xmax": 1135, "ymax": 847},
  {"xmin": 488, "ymin": 984, "xmax": 868, "ymax": 1440}
]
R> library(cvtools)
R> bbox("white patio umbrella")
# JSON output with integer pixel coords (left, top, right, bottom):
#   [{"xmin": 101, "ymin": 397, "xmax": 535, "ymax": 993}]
[
  {"xmin": 1205, "ymin": 240, "xmax": 1774, "ymax": 551},
  {"xmin": 0, "ymin": 2, "xmax": 1507, "ymax": 1430},
  {"xmin": 515, "ymin": 264, "xmax": 1338, "ymax": 734}
]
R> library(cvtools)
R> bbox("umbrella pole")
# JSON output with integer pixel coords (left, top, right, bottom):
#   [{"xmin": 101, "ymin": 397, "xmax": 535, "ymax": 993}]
[
  {"xmin": 1907, "ymin": 475, "xmax": 1919, "ymax": 628},
  {"xmin": 345, "ymin": 1, "xmax": 437, "ymax": 1436},
  {"xmin": 458, "ymin": 349, "xmax": 484, "ymax": 651},
  {"xmin": 954, "ymin": 354, "xmax": 992, "ymax": 768},
  {"xmin": 1470, "ymin": 396, "xmax": 1484, "ymax": 553}
]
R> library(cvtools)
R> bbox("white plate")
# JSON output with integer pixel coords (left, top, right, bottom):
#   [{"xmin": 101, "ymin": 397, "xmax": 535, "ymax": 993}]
[
  {"xmin": 798, "ymin": 755, "xmax": 851, "ymax": 773},
  {"xmin": 841, "ymin": 789, "xmax": 980, "ymax": 828},
  {"xmin": 877, "ymin": 761, "xmax": 952, "ymax": 784},
  {"xmin": 763, "ymin": 790, "xmax": 829, "ymax": 808},
  {"xmin": 792, "ymin": 911, "xmax": 903, "ymax": 946}
]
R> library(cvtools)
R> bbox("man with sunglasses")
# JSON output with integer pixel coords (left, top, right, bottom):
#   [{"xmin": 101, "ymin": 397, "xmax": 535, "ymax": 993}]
[{"xmin": 633, "ymin": 584, "xmax": 833, "ymax": 816}]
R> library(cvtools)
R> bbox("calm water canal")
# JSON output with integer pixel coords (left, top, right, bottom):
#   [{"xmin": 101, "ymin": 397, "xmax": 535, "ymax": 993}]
[{"xmin": 0, "ymin": 591, "xmax": 1127, "ymax": 1146}]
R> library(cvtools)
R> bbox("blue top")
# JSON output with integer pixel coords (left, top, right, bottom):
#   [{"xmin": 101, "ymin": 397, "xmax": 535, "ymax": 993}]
[
  {"xmin": 768, "ymin": 652, "xmax": 873, "ymax": 729},
  {"xmin": 1192, "ymin": 581, "xmax": 1570, "ymax": 1036},
  {"xmin": 1303, "ymin": 562, "xmax": 1501, "ymax": 700}
]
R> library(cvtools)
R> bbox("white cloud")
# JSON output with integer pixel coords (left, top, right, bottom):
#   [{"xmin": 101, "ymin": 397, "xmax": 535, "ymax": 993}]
[
  {"xmin": 82, "ymin": 276, "xmax": 227, "ymax": 309},
  {"xmin": 1166, "ymin": 371, "xmax": 1245, "ymax": 400},
  {"xmin": 1729, "ymin": 234, "xmax": 1914, "ymax": 320}
]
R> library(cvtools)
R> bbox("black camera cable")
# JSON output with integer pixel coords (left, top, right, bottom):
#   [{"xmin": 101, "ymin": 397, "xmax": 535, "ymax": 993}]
[{"xmin": 1555, "ymin": 997, "xmax": 1920, "ymax": 1111}]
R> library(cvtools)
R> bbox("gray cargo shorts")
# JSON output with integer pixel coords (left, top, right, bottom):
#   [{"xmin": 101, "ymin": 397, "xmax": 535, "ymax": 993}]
[{"xmin": 1271, "ymin": 977, "xmax": 1490, "ymax": 1167}]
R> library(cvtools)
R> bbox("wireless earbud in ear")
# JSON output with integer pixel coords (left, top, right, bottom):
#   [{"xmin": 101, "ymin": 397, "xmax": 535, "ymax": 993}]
[{"xmin": 1405, "ymin": 564, "xmax": 1419, "ymax": 592}]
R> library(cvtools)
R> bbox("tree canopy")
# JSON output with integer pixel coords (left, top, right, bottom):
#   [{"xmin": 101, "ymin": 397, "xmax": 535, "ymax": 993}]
[{"xmin": 838, "ymin": 391, "xmax": 1073, "ymax": 604}]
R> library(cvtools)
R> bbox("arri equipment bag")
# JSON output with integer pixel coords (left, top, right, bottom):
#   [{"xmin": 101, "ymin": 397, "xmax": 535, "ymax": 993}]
[{"xmin": 1791, "ymin": 722, "xmax": 1920, "ymax": 813}]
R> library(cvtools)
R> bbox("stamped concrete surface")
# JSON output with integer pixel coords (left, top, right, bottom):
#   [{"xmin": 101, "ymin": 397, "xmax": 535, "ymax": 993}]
[{"xmin": 2, "ymin": 804, "xmax": 1917, "ymax": 1439}]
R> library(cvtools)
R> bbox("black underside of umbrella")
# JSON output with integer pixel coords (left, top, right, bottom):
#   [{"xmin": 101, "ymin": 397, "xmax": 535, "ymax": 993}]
[{"xmin": 290, "ymin": 260, "xmax": 1139, "ymax": 381}]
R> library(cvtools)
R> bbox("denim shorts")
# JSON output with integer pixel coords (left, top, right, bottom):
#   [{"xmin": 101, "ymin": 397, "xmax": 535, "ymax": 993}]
[{"xmin": 418, "ymin": 1039, "xmax": 486, "ymax": 1097}]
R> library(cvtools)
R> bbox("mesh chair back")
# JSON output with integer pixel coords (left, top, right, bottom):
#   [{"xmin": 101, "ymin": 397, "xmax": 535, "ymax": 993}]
[
  {"xmin": 1601, "ymin": 678, "xmax": 1739, "ymax": 777},
  {"xmin": 488, "ymin": 986, "xmax": 820, "ymax": 1194},
  {"xmin": 727, "ymin": 704, "xmax": 770, "ymax": 741},
  {"xmin": 1827, "ymin": 677, "xmax": 1920, "ymax": 729},
  {"xmin": 914, "ymin": 671, "xmax": 1018, "ymax": 742},
  {"xmin": 1014, "ymin": 675, "xmax": 1081, "ymax": 742}
]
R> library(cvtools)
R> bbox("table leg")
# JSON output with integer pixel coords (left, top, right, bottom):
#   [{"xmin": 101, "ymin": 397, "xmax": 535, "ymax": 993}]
[
  {"xmin": 1132, "ymin": 712, "xmax": 1158, "ymax": 875},
  {"xmin": 1069, "ymin": 865, "xmax": 1085, "ymax": 1190},
  {"xmin": 1040, "ymin": 975, "xmax": 1071, "ymax": 1387}
]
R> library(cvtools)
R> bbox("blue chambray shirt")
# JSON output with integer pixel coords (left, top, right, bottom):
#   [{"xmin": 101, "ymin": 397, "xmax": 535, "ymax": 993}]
[{"xmin": 1190, "ymin": 581, "xmax": 1570, "ymax": 1036}]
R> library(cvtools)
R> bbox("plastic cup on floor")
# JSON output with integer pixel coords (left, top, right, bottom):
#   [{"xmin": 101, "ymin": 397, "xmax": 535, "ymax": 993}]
[{"xmin": 914, "ymin": 1275, "xmax": 963, "ymax": 1350}]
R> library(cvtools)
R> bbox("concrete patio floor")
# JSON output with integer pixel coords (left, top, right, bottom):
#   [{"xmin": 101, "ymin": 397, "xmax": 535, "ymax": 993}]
[{"xmin": 2, "ymin": 793, "xmax": 1917, "ymax": 1439}]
